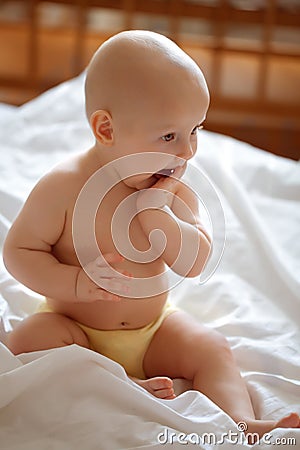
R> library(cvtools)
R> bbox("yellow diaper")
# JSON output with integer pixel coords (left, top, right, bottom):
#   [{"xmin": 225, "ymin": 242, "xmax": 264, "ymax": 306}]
[{"xmin": 37, "ymin": 300, "xmax": 179, "ymax": 379}]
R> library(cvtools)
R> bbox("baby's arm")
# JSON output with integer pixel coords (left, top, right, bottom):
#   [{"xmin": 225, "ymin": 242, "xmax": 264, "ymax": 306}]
[
  {"xmin": 3, "ymin": 171, "xmax": 125, "ymax": 303},
  {"xmin": 136, "ymin": 169, "xmax": 211, "ymax": 277}
]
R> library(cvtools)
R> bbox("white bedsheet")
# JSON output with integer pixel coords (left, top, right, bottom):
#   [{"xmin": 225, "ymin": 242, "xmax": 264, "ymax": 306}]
[{"xmin": 0, "ymin": 74, "xmax": 299, "ymax": 449}]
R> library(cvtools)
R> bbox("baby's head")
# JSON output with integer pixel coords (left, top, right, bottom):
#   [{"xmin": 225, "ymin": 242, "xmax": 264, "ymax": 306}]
[{"xmin": 85, "ymin": 30, "xmax": 209, "ymax": 185}]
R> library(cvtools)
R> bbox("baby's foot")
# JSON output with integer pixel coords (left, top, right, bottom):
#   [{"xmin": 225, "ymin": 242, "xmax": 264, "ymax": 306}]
[
  {"xmin": 275, "ymin": 412, "xmax": 300, "ymax": 429},
  {"xmin": 242, "ymin": 412, "xmax": 300, "ymax": 444},
  {"xmin": 132, "ymin": 376, "xmax": 176, "ymax": 399}
]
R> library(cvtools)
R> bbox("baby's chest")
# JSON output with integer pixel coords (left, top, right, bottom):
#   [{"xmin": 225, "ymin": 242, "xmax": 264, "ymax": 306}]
[
  {"xmin": 94, "ymin": 187, "xmax": 150, "ymax": 256},
  {"xmin": 54, "ymin": 184, "xmax": 152, "ymax": 267}
]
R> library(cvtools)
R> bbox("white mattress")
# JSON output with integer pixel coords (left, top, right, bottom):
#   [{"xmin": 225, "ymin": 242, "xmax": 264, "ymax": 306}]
[{"xmin": 0, "ymin": 74, "xmax": 299, "ymax": 449}]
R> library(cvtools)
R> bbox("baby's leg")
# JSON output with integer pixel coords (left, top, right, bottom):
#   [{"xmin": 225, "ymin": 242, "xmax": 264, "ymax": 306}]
[
  {"xmin": 143, "ymin": 310, "xmax": 300, "ymax": 437},
  {"xmin": 6, "ymin": 312, "xmax": 90, "ymax": 355}
]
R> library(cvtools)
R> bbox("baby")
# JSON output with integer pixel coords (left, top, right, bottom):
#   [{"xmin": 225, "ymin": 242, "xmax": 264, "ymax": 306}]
[{"xmin": 3, "ymin": 30, "xmax": 299, "ymax": 438}]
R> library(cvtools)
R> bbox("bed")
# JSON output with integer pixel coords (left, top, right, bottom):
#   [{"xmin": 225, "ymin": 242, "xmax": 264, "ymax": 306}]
[{"xmin": 0, "ymin": 73, "xmax": 299, "ymax": 449}]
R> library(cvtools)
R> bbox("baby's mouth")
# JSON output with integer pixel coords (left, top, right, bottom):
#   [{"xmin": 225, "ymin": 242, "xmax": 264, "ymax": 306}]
[{"xmin": 154, "ymin": 168, "xmax": 176, "ymax": 179}]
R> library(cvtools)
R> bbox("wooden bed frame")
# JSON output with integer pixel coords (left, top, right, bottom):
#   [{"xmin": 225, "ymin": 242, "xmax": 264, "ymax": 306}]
[{"xmin": 0, "ymin": 0, "xmax": 299, "ymax": 159}]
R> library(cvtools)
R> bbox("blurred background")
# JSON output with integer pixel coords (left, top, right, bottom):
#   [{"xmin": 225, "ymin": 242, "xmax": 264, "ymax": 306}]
[{"xmin": 0, "ymin": 0, "xmax": 299, "ymax": 159}]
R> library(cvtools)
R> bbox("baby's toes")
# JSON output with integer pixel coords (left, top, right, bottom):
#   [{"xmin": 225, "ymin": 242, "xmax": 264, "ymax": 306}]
[
  {"xmin": 131, "ymin": 376, "xmax": 176, "ymax": 399},
  {"xmin": 147, "ymin": 376, "xmax": 172, "ymax": 388},
  {"xmin": 147, "ymin": 377, "xmax": 175, "ymax": 399},
  {"xmin": 153, "ymin": 387, "xmax": 175, "ymax": 399}
]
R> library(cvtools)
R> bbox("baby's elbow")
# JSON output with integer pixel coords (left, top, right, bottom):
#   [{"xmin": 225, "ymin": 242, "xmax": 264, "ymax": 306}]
[
  {"xmin": 170, "ymin": 237, "xmax": 211, "ymax": 278},
  {"xmin": 3, "ymin": 238, "xmax": 14, "ymax": 275},
  {"xmin": 3, "ymin": 232, "xmax": 19, "ymax": 277},
  {"xmin": 185, "ymin": 238, "xmax": 211, "ymax": 278},
  {"xmin": 3, "ymin": 246, "xmax": 13, "ymax": 278}
]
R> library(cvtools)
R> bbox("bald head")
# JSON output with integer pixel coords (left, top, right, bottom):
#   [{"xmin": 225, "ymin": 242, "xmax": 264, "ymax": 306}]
[{"xmin": 85, "ymin": 30, "xmax": 209, "ymax": 121}]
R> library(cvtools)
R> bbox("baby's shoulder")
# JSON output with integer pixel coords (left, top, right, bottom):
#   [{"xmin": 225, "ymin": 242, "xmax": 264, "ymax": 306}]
[
  {"xmin": 32, "ymin": 149, "xmax": 107, "ymax": 207},
  {"xmin": 24, "ymin": 155, "xmax": 89, "ymax": 214},
  {"xmin": 39, "ymin": 153, "xmax": 88, "ymax": 191}
]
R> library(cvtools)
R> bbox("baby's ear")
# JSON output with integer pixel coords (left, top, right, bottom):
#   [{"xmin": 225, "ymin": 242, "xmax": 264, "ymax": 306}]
[{"xmin": 90, "ymin": 110, "xmax": 114, "ymax": 145}]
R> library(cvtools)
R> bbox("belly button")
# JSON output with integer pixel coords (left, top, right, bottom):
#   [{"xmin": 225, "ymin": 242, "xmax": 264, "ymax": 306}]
[{"xmin": 121, "ymin": 321, "xmax": 129, "ymax": 327}]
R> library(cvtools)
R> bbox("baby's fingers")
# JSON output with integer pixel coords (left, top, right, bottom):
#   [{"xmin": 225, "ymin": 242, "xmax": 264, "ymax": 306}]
[
  {"xmin": 96, "ymin": 289, "xmax": 121, "ymax": 302},
  {"xmin": 91, "ymin": 266, "xmax": 132, "ymax": 280},
  {"xmin": 97, "ymin": 278, "xmax": 131, "ymax": 296},
  {"xmin": 95, "ymin": 253, "xmax": 124, "ymax": 267},
  {"xmin": 85, "ymin": 290, "xmax": 121, "ymax": 302}
]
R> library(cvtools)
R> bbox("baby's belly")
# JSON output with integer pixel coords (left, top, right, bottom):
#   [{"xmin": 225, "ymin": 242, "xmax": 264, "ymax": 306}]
[
  {"xmin": 47, "ymin": 260, "xmax": 169, "ymax": 330},
  {"xmin": 47, "ymin": 293, "xmax": 168, "ymax": 330}
]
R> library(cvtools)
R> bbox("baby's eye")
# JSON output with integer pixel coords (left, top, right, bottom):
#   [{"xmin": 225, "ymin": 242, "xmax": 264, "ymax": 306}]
[
  {"xmin": 191, "ymin": 125, "xmax": 203, "ymax": 135},
  {"xmin": 162, "ymin": 133, "xmax": 175, "ymax": 142}
]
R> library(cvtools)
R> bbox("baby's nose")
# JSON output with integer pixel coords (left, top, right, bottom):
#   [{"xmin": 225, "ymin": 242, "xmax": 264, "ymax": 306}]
[{"xmin": 178, "ymin": 142, "xmax": 195, "ymax": 160}]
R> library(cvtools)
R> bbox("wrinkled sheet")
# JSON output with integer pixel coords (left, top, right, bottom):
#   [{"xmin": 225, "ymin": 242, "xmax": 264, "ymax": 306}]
[{"xmin": 0, "ymin": 75, "xmax": 299, "ymax": 449}]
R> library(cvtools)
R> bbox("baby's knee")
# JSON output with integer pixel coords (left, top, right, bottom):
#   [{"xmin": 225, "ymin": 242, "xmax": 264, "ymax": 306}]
[
  {"xmin": 188, "ymin": 328, "xmax": 233, "ymax": 365},
  {"xmin": 203, "ymin": 329, "xmax": 233, "ymax": 360},
  {"xmin": 6, "ymin": 319, "xmax": 36, "ymax": 355},
  {"xmin": 177, "ymin": 328, "xmax": 231, "ymax": 379},
  {"xmin": 6, "ymin": 312, "xmax": 89, "ymax": 355}
]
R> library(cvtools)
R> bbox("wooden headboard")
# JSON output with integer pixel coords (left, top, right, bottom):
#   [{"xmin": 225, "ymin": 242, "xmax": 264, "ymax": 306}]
[{"xmin": 0, "ymin": 0, "xmax": 299, "ymax": 159}]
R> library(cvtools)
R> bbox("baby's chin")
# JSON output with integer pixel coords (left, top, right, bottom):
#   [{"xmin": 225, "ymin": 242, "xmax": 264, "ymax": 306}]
[
  {"xmin": 122, "ymin": 174, "xmax": 157, "ymax": 190},
  {"xmin": 123, "ymin": 169, "xmax": 180, "ymax": 190}
]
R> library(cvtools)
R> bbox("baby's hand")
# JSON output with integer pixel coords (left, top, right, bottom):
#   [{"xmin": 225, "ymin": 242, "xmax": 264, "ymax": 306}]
[
  {"xmin": 137, "ymin": 165, "xmax": 185, "ymax": 210},
  {"xmin": 75, "ymin": 253, "xmax": 131, "ymax": 302}
]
